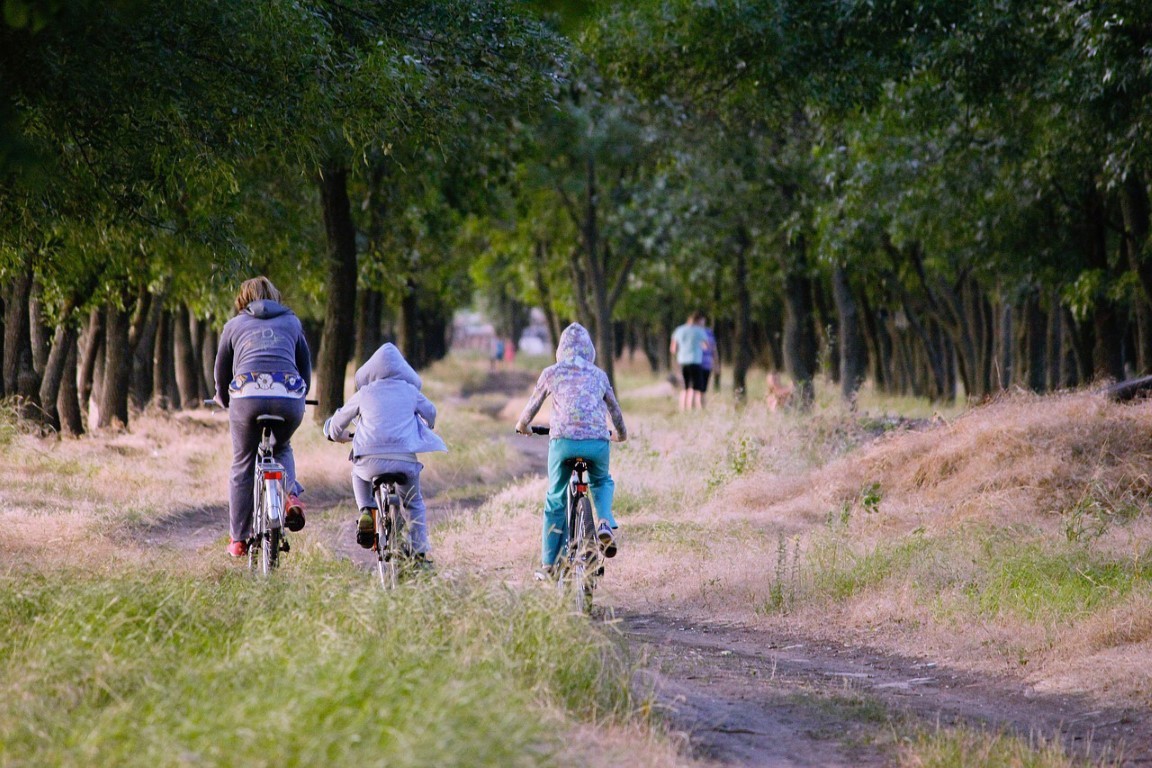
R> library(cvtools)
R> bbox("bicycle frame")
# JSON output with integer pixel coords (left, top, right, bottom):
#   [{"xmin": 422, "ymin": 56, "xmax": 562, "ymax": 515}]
[{"xmin": 250, "ymin": 418, "xmax": 289, "ymax": 575}]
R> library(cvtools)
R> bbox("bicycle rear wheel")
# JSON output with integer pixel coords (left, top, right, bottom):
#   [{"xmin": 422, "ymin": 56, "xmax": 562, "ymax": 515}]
[
  {"xmin": 567, "ymin": 496, "xmax": 596, "ymax": 614},
  {"xmin": 250, "ymin": 478, "xmax": 282, "ymax": 575}
]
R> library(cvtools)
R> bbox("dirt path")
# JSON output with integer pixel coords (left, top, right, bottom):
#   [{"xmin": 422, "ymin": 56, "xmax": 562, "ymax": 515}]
[
  {"xmin": 621, "ymin": 612, "xmax": 1152, "ymax": 766},
  {"xmin": 140, "ymin": 375, "xmax": 1152, "ymax": 767}
]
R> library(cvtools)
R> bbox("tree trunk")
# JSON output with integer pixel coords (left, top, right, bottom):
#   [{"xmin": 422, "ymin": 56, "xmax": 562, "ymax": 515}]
[
  {"xmin": 782, "ymin": 242, "xmax": 818, "ymax": 408},
  {"xmin": 1087, "ymin": 191, "xmax": 1125, "ymax": 381},
  {"xmin": 996, "ymin": 302, "xmax": 1013, "ymax": 391},
  {"xmin": 38, "ymin": 306, "xmax": 78, "ymax": 432},
  {"xmin": 172, "ymin": 304, "xmax": 201, "ymax": 409},
  {"xmin": 833, "ymin": 264, "xmax": 866, "ymax": 402},
  {"xmin": 1046, "ymin": 296, "xmax": 1064, "ymax": 391},
  {"xmin": 3, "ymin": 261, "xmax": 36, "ymax": 407},
  {"xmin": 29, "ymin": 280, "xmax": 49, "ymax": 376},
  {"xmin": 533, "ymin": 240, "xmax": 561, "ymax": 350},
  {"xmin": 200, "ymin": 324, "xmax": 217, "ymax": 402},
  {"xmin": 58, "ymin": 337, "xmax": 84, "ymax": 436},
  {"xmin": 129, "ymin": 290, "xmax": 163, "ymax": 408},
  {"xmin": 152, "ymin": 310, "xmax": 176, "ymax": 409},
  {"xmin": 96, "ymin": 303, "xmax": 131, "ymax": 429},
  {"xmin": 732, "ymin": 232, "xmax": 754, "ymax": 400},
  {"xmin": 397, "ymin": 281, "xmax": 420, "ymax": 365},
  {"xmin": 1024, "ymin": 288, "xmax": 1047, "ymax": 392},
  {"xmin": 355, "ymin": 286, "xmax": 384, "ymax": 366},
  {"xmin": 315, "ymin": 165, "xmax": 359, "ymax": 420},
  {"xmin": 78, "ymin": 307, "xmax": 104, "ymax": 416}
]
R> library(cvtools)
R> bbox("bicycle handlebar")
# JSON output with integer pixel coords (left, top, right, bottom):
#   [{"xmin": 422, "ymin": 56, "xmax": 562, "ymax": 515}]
[{"xmin": 518, "ymin": 424, "xmax": 619, "ymax": 440}]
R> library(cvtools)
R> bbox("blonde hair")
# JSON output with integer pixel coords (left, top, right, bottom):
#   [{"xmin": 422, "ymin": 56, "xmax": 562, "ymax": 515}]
[{"xmin": 234, "ymin": 276, "xmax": 281, "ymax": 313}]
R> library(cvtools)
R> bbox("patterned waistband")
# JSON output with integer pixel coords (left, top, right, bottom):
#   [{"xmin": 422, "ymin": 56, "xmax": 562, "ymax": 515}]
[{"xmin": 229, "ymin": 371, "xmax": 306, "ymax": 398}]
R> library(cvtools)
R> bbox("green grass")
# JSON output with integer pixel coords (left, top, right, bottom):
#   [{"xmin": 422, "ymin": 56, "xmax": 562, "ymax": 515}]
[
  {"xmin": 0, "ymin": 561, "xmax": 638, "ymax": 767},
  {"xmin": 769, "ymin": 524, "xmax": 1152, "ymax": 627},
  {"xmin": 899, "ymin": 726, "xmax": 1105, "ymax": 767}
]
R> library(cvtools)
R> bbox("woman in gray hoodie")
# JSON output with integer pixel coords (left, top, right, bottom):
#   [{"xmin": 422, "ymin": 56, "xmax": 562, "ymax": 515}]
[
  {"xmin": 213, "ymin": 276, "xmax": 312, "ymax": 558},
  {"xmin": 323, "ymin": 343, "xmax": 447, "ymax": 561}
]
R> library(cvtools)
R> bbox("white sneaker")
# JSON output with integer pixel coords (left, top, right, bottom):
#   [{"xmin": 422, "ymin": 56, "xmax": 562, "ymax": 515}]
[{"xmin": 597, "ymin": 522, "xmax": 617, "ymax": 558}]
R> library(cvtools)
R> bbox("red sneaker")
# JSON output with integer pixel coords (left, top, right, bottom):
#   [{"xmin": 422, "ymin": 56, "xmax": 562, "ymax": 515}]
[
  {"xmin": 228, "ymin": 539, "xmax": 248, "ymax": 558},
  {"xmin": 285, "ymin": 494, "xmax": 306, "ymax": 532}
]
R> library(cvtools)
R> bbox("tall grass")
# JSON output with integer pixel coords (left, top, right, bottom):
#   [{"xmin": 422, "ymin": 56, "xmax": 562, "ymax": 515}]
[
  {"xmin": 0, "ymin": 560, "xmax": 637, "ymax": 767},
  {"xmin": 899, "ymin": 727, "xmax": 1112, "ymax": 768}
]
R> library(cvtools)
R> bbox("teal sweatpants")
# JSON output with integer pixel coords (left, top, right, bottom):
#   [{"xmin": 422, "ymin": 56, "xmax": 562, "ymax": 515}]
[{"xmin": 542, "ymin": 438, "xmax": 617, "ymax": 566}]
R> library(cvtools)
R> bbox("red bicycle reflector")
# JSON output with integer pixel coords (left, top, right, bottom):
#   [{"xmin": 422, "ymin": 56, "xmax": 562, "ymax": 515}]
[
  {"xmin": 576, "ymin": 484, "xmax": 588, "ymax": 493},
  {"xmin": 263, "ymin": 471, "xmax": 283, "ymax": 480}
]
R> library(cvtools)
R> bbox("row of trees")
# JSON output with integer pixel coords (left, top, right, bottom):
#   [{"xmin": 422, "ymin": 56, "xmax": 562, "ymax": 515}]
[
  {"xmin": 4, "ymin": 0, "xmax": 1152, "ymax": 435},
  {"xmin": 473, "ymin": 0, "xmax": 1152, "ymax": 407},
  {"xmin": 1, "ymin": 0, "xmax": 561, "ymax": 432}
]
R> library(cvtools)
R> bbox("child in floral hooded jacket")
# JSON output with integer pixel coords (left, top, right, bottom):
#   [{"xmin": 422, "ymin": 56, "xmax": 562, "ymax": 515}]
[{"xmin": 515, "ymin": 323, "xmax": 627, "ymax": 570}]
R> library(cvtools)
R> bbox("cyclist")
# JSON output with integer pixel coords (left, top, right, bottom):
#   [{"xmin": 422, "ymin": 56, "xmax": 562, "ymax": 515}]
[
  {"xmin": 514, "ymin": 322, "xmax": 628, "ymax": 575},
  {"xmin": 213, "ymin": 276, "xmax": 311, "ymax": 558},
  {"xmin": 323, "ymin": 343, "xmax": 447, "ymax": 566}
]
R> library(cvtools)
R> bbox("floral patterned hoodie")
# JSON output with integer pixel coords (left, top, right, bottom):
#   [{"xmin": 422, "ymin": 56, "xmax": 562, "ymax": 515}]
[{"xmin": 516, "ymin": 323, "xmax": 627, "ymax": 442}]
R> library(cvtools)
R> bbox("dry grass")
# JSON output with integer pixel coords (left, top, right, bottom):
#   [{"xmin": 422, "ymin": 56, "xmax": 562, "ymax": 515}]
[{"xmin": 568, "ymin": 382, "xmax": 1152, "ymax": 705}]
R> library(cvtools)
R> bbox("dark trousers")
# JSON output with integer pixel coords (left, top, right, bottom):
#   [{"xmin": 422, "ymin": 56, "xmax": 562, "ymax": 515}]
[{"xmin": 228, "ymin": 396, "xmax": 305, "ymax": 541}]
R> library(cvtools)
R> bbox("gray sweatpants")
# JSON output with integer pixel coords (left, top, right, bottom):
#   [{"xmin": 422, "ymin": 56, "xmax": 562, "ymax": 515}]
[
  {"xmin": 228, "ymin": 396, "xmax": 305, "ymax": 542},
  {"xmin": 352, "ymin": 457, "xmax": 428, "ymax": 554}
]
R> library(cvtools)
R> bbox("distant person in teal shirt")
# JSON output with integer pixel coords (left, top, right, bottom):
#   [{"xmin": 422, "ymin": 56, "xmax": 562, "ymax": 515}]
[{"xmin": 670, "ymin": 311, "xmax": 709, "ymax": 411}]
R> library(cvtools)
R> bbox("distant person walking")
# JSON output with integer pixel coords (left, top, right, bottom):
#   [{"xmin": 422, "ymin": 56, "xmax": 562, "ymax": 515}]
[
  {"xmin": 670, "ymin": 311, "xmax": 709, "ymax": 411},
  {"xmin": 697, "ymin": 314, "xmax": 718, "ymax": 409}
]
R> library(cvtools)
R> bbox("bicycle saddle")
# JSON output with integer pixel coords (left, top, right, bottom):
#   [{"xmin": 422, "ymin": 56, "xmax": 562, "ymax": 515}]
[
  {"xmin": 256, "ymin": 414, "xmax": 286, "ymax": 425},
  {"xmin": 372, "ymin": 472, "xmax": 409, "ymax": 487}
]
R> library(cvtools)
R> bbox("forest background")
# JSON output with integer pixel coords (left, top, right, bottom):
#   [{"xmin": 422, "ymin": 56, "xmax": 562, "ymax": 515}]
[{"xmin": 3, "ymin": 0, "xmax": 1152, "ymax": 431}]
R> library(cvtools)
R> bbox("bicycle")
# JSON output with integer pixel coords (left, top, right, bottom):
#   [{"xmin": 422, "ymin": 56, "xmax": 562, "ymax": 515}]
[
  {"xmin": 206, "ymin": 398, "xmax": 315, "ymax": 576},
  {"xmin": 524, "ymin": 425, "xmax": 603, "ymax": 614},
  {"xmin": 366, "ymin": 471, "xmax": 418, "ymax": 589}
]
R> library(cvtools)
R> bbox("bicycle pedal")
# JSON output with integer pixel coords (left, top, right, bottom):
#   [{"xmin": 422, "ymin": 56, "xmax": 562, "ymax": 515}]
[{"xmin": 281, "ymin": 539, "xmax": 291, "ymax": 553}]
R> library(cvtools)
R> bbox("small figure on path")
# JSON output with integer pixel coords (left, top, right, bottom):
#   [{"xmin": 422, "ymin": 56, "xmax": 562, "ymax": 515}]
[
  {"xmin": 670, "ymin": 310, "xmax": 709, "ymax": 411},
  {"xmin": 324, "ymin": 343, "xmax": 447, "ymax": 566},
  {"xmin": 515, "ymin": 323, "xmax": 628, "ymax": 576}
]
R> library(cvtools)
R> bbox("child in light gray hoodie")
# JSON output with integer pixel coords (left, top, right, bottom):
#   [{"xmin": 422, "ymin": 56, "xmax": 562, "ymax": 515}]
[{"xmin": 323, "ymin": 343, "xmax": 447, "ymax": 559}]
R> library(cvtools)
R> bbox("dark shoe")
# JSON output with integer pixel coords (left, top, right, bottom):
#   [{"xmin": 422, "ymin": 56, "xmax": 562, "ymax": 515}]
[
  {"xmin": 285, "ymin": 495, "xmax": 306, "ymax": 532},
  {"xmin": 356, "ymin": 508, "xmax": 376, "ymax": 549},
  {"xmin": 412, "ymin": 552, "xmax": 435, "ymax": 574},
  {"xmin": 228, "ymin": 539, "xmax": 248, "ymax": 558},
  {"xmin": 597, "ymin": 522, "xmax": 617, "ymax": 558}
]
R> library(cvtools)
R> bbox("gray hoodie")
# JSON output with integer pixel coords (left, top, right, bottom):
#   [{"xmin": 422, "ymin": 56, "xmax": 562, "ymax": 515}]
[
  {"xmin": 214, "ymin": 300, "xmax": 312, "ymax": 408},
  {"xmin": 323, "ymin": 343, "xmax": 448, "ymax": 458}
]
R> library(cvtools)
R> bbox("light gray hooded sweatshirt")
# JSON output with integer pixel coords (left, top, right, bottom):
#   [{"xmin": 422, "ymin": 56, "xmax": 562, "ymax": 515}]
[{"xmin": 323, "ymin": 343, "xmax": 447, "ymax": 458}]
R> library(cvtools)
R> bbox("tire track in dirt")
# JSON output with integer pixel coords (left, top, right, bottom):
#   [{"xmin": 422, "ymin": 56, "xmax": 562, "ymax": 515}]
[{"xmin": 621, "ymin": 613, "xmax": 1152, "ymax": 766}]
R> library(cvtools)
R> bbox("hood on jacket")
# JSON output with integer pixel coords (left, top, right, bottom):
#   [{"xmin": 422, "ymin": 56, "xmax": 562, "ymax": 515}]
[
  {"xmin": 243, "ymin": 299, "xmax": 292, "ymax": 320},
  {"xmin": 556, "ymin": 323, "xmax": 596, "ymax": 364},
  {"xmin": 355, "ymin": 343, "xmax": 422, "ymax": 390}
]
